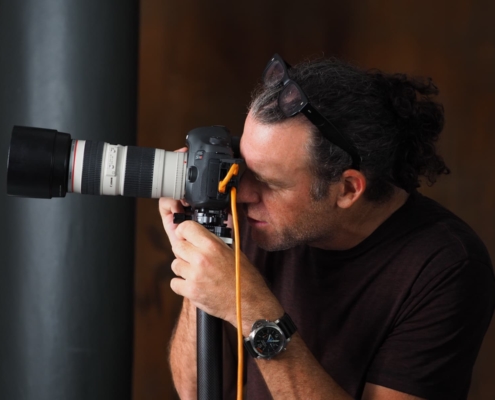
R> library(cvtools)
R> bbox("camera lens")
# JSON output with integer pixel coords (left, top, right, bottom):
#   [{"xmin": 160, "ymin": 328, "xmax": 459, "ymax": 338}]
[
  {"xmin": 7, "ymin": 126, "xmax": 72, "ymax": 198},
  {"xmin": 7, "ymin": 126, "xmax": 188, "ymax": 200}
]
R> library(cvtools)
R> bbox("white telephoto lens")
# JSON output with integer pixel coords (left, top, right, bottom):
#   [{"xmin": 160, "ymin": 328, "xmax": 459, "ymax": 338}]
[{"xmin": 68, "ymin": 140, "xmax": 188, "ymax": 199}]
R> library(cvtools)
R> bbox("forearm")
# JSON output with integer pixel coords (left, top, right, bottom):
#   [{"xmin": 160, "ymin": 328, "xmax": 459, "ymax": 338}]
[
  {"xmin": 254, "ymin": 333, "xmax": 353, "ymax": 400},
  {"xmin": 238, "ymin": 297, "xmax": 351, "ymax": 399},
  {"xmin": 164, "ymin": 218, "xmax": 349, "ymax": 398},
  {"xmin": 169, "ymin": 298, "xmax": 197, "ymax": 399}
]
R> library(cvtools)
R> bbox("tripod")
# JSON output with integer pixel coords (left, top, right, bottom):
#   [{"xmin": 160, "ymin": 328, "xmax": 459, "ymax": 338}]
[{"xmin": 174, "ymin": 208, "xmax": 232, "ymax": 400}]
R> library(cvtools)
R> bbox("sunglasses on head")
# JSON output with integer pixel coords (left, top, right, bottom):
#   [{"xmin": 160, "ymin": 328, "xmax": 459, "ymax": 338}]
[{"xmin": 262, "ymin": 54, "xmax": 361, "ymax": 170}]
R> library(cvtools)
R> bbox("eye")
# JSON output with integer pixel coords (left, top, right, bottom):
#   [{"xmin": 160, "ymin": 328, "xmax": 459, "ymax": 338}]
[
  {"xmin": 249, "ymin": 171, "xmax": 284, "ymax": 190},
  {"xmin": 265, "ymin": 182, "xmax": 280, "ymax": 190},
  {"xmin": 253, "ymin": 174, "xmax": 270, "ymax": 186},
  {"xmin": 252, "ymin": 174, "xmax": 269, "ymax": 184},
  {"xmin": 257, "ymin": 178, "xmax": 278, "ymax": 190}
]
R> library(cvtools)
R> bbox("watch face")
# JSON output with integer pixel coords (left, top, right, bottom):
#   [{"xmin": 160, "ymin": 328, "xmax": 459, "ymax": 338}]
[{"xmin": 253, "ymin": 326, "xmax": 285, "ymax": 358}]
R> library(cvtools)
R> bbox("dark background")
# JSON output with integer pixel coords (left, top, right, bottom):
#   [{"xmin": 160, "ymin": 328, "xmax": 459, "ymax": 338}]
[
  {"xmin": 133, "ymin": 0, "xmax": 495, "ymax": 399},
  {"xmin": 0, "ymin": 1, "xmax": 137, "ymax": 399}
]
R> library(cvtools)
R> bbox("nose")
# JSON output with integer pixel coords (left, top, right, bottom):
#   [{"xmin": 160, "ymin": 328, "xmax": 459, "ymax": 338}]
[{"xmin": 236, "ymin": 170, "xmax": 260, "ymax": 204}]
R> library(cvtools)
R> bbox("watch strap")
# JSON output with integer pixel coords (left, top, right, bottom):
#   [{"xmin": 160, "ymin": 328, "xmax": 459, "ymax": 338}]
[
  {"xmin": 276, "ymin": 313, "xmax": 297, "ymax": 338},
  {"xmin": 244, "ymin": 337, "xmax": 258, "ymax": 358}
]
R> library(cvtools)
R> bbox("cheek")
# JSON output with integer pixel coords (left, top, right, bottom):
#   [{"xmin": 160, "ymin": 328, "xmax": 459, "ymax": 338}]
[
  {"xmin": 237, "ymin": 175, "xmax": 259, "ymax": 203},
  {"xmin": 259, "ymin": 190, "xmax": 304, "ymax": 219}
]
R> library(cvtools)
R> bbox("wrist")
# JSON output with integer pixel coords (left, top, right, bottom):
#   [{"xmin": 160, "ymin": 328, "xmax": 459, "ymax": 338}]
[
  {"xmin": 241, "ymin": 303, "xmax": 285, "ymax": 337},
  {"xmin": 244, "ymin": 312, "xmax": 298, "ymax": 360}
]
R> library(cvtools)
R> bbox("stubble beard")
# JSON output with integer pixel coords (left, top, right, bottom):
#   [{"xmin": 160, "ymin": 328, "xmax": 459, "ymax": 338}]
[{"xmin": 251, "ymin": 205, "xmax": 334, "ymax": 252}]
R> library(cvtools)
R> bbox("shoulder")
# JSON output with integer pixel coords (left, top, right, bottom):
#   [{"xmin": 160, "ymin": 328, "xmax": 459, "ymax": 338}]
[
  {"xmin": 366, "ymin": 195, "xmax": 495, "ymax": 398},
  {"xmin": 388, "ymin": 192, "xmax": 492, "ymax": 267}
]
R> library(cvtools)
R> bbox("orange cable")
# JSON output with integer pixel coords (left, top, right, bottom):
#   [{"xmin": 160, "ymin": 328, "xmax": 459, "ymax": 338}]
[
  {"xmin": 218, "ymin": 164, "xmax": 243, "ymax": 400},
  {"xmin": 231, "ymin": 186, "xmax": 243, "ymax": 400},
  {"xmin": 218, "ymin": 164, "xmax": 239, "ymax": 194}
]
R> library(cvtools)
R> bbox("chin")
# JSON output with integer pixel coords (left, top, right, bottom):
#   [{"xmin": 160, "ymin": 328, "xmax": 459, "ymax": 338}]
[
  {"xmin": 251, "ymin": 231, "xmax": 276, "ymax": 251},
  {"xmin": 251, "ymin": 233, "xmax": 296, "ymax": 252}
]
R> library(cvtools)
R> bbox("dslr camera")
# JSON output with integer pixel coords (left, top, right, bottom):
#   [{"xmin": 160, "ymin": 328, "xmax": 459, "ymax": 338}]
[{"xmin": 7, "ymin": 125, "xmax": 243, "ymax": 234}]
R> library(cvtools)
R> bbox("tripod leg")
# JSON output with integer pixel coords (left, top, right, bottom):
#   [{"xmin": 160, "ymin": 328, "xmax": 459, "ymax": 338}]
[{"xmin": 197, "ymin": 309, "xmax": 223, "ymax": 400}]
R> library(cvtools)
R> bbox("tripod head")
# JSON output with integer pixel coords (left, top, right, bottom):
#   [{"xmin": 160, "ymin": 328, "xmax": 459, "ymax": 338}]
[{"xmin": 173, "ymin": 207, "xmax": 232, "ymax": 243}]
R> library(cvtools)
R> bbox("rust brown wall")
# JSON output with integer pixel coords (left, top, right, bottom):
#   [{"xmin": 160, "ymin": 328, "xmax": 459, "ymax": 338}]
[{"xmin": 134, "ymin": 1, "xmax": 495, "ymax": 399}]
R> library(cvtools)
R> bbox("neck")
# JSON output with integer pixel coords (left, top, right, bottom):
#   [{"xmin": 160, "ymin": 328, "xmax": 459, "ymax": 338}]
[{"xmin": 315, "ymin": 188, "xmax": 410, "ymax": 251}]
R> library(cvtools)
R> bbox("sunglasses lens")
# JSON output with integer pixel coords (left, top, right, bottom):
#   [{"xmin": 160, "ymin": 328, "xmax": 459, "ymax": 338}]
[
  {"xmin": 263, "ymin": 59, "xmax": 286, "ymax": 87},
  {"xmin": 279, "ymin": 82, "xmax": 305, "ymax": 117}
]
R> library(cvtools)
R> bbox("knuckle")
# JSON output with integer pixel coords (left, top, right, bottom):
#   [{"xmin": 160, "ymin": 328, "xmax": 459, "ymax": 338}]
[
  {"xmin": 175, "ymin": 222, "xmax": 187, "ymax": 237},
  {"xmin": 194, "ymin": 253, "xmax": 209, "ymax": 269},
  {"xmin": 181, "ymin": 220, "xmax": 196, "ymax": 232},
  {"xmin": 210, "ymin": 239, "xmax": 226, "ymax": 252},
  {"xmin": 172, "ymin": 240, "xmax": 185, "ymax": 256},
  {"xmin": 187, "ymin": 266, "xmax": 200, "ymax": 283}
]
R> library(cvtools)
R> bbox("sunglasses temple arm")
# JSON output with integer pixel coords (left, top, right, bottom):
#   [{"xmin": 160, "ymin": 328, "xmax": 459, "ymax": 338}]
[{"xmin": 301, "ymin": 106, "xmax": 360, "ymax": 167}]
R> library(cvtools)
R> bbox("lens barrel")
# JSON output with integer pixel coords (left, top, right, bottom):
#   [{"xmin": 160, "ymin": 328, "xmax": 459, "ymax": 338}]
[
  {"xmin": 7, "ymin": 126, "xmax": 72, "ymax": 198},
  {"xmin": 70, "ymin": 140, "xmax": 157, "ymax": 197}
]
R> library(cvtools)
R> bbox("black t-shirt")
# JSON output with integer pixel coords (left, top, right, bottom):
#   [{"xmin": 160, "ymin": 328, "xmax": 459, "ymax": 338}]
[{"xmin": 232, "ymin": 192, "xmax": 495, "ymax": 399}]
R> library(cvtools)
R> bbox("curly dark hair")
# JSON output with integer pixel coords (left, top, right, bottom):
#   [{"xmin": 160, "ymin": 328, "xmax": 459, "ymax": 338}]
[{"xmin": 249, "ymin": 56, "xmax": 450, "ymax": 202}]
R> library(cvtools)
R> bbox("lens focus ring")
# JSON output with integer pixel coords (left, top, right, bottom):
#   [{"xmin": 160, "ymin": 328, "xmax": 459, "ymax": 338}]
[
  {"xmin": 123, "ymin": 146, "xmax": 155, "ymax": 198},
  {"xmin": 81, "ymin": 141, "xmax": 105, "ymax": 195}
]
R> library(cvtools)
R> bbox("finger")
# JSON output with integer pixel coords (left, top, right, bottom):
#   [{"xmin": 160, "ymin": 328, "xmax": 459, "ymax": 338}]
[
  {"xmin": 175, "ymin": 220, "xmax": 229, "ymax": 249},
  {"xmin": 171, "ymin": 257, "xmax": 191, "ymax": 279},
  {"xmin": 170, "ymin": 238, "xmax": 197, "ymax": 265},
  {"xmin": 171, "ymin": 258, "xmax": 181, "ymax": 277},
  {"xmin": 174, "ymin": 147, "xmax": 188, "ymax": 153},
  {"xmin": 159, "ymin": 197, "xmax": 185, "ymax": 218},
  {"xmin": 170, "ymin": 276, "xmax": 187, "ymax": 297},
  {"xmin": 159, "ymin": 197, "xmax": 185, "ymax": 247},
  {"xmin": 225, "ymin": 212, "xmax": 233, "ymax": 229}
]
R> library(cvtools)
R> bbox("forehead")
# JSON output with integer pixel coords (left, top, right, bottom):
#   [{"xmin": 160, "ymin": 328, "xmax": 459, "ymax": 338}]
[{"xmin": 240, "ymin": 112, "xmax": 311, "ymax": 176}]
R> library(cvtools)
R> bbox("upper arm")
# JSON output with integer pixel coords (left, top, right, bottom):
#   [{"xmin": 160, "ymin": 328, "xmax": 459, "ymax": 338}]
[{"xmin": 365, "ymin": 260, "xmax": 495, "ymax": 398}]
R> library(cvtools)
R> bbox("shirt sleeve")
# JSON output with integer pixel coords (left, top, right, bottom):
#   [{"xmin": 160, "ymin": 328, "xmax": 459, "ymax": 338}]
[{"xmin": 366, "ymin": 259, "xmax": 495, "ymax": 399}]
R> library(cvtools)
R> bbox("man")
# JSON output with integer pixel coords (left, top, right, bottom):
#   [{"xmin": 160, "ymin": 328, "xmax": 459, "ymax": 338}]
[{"xmin": 159, "ymin": 54, "xmax": 495, "ymax": 399}]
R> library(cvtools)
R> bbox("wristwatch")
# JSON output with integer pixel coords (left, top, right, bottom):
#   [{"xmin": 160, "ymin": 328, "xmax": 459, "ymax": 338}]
[{"xmin": 244, "ymin": 313, "xmax": 297, "ymax": 359}]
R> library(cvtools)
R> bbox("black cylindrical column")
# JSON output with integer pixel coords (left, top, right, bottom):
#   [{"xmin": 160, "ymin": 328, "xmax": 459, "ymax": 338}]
[
  {"xmin": 0, "ymin": 1, "xmax": 138, "ymax": 399},
  {"xmin": 197, "ymin": 310, "xmax": 223, "ymax": 400}
]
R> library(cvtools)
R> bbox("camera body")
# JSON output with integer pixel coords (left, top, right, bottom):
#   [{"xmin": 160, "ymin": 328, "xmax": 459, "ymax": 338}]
[{"xmin": 184, "ymin": 126, "xmax": 242, "ymax": 210}]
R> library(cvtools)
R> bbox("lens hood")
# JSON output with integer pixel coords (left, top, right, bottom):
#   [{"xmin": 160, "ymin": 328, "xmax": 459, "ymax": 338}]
[{"xmin": 7, "ymin": 126, "xmax": 72, "ymax": 198}]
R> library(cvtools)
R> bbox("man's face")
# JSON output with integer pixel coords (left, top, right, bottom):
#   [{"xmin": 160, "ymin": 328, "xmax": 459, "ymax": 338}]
[{"xmin": 237, "ymin": 112, "xmax": 341, "ymax": 251}]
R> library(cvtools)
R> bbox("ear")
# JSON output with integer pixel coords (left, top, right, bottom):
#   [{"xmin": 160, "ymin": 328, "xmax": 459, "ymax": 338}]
[{"xmin": 336, "ymin": 169, "xmax": 367, "ymax": 209}]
